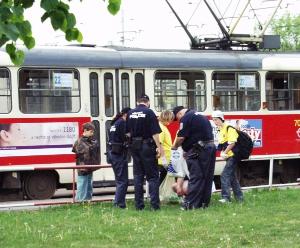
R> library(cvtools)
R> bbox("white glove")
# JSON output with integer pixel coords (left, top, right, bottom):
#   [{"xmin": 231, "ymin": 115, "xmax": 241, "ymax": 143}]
[{"xmin": 220, "ymin": 151, "xmax": 228, "ymax": 159}]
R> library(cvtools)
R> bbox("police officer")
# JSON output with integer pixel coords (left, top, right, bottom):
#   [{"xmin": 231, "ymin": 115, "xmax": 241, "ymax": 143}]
[
  {"xmin": 108, "ymin": 107, "xmax": 131, "ymax": 209},
  {"xmin": 172, "ymin": 106, "xmax": 216, "ymax": 210},
  {"xmin": 126, "ymin": 94, "xmax": 163, "ymax": 210}
]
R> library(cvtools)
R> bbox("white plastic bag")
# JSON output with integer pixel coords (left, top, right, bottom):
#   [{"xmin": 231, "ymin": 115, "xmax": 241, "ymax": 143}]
[
  {"xmin": 167, "ymin": 147, "xmax": 187, "ymax": 178},
  {"xmin": 159, "ymin": 174, "xmax": 177, "ymax": 202},
  {"xmin": 212, "ymin": 181, "xmax": 216, "ymax": 193}
]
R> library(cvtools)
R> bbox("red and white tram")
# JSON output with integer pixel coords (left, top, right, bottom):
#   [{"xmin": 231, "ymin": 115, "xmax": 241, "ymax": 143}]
[{"xmin": 0, "ymin": 46, "xmax": 299, "ymax": 199}]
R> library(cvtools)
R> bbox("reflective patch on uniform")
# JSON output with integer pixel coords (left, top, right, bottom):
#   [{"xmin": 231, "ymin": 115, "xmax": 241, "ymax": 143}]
[
  {"xmin": 110, "ymin": 126, "xmax": 116, "ymax": 132},
  {"xmin": 130, "ymin": 112, "xmax": 146, "ymax": 118},
  {"xmin": 179, "ymin": 122, "xmax": 183, "ymax": 130}
]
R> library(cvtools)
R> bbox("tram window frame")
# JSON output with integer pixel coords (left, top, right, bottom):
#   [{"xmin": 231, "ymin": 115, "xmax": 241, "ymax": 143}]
[
  {"xmin": 0, "ymin": 68, "xmax": 12, "ymax": 114},
  {"xmin": 266, "ymin": 72, "xmax": 300, "ymax": 110},
  {"xmin": 154, "ymin": 70, "xmax": 206, "ymax": 112},
  {"xmin": 18, "ymin": 68, "xmax": 80, "ymax": 114},
  {"xmin": 135, "ymin": 73, "xmax": 145, "ymax": 102},
  {"xmin": 212, "ymin": 71, "xmax": 260, "ymax": 112},
  {"xmin": 104, "ymin": 72, "xmax": 114, "ymax": 117},
  {"xmin": 121, "ymin": 73, "xmax": 130, "ymax": 108},
  {"xmin": 90, "ymin": 72, "xmax": 99, "ymax": 117}
]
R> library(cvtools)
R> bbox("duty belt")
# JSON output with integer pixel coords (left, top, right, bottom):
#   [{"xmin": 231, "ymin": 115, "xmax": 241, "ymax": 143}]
[
  {"xmin": 197, "ymin": 140, "xmax": 214, "ymax": 147},
  {"xmin": 132, "ymin": 137, "xmax": 153, "ymax": 143}
]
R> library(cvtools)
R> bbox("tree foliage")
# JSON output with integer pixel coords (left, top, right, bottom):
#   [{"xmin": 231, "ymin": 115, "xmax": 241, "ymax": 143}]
[
  {"xmin": 0, "ymin": 0, "xmax": 121, "ymax": 65},
  {"xmin": 271, "ymin": 13, "xmax": 300, "ymax": 51}
]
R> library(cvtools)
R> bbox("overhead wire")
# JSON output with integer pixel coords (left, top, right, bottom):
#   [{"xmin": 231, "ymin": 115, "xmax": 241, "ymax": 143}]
[
  {"xmin": 222, "ymin": 0, "xmax": 233, "ymax": 17},
  {"xmin": 186, "ymin": 0, "xmax": 202, "ymax": 26},
  {"xmin": 249, "ymin": 1, "xmax": 263, "ymax": 30},
  {"xmin": 228, "ymin": 0, "xmax": 241, "ymax": 28},
  {"xmin": 212, "ymin": 0, "xmax": 228, "ymax": 27}
]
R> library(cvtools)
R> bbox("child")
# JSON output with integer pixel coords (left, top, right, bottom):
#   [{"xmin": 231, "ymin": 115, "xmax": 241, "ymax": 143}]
[
  {"xmin": 72, "ymin": 122, "xmax": 99, "ymax": 202},
  {"xmin": 158, "ymin": 110, "xmax": 174, "ymax": 185}
]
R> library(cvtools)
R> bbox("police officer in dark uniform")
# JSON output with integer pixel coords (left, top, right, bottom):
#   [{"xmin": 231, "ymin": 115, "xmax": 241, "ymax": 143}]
[
  {"xmin": 126, "ymin": 94, "xmax": 163, "ymax": 210},
  {"xmin": 108, "ymin": 107, "xmax": 131, "ymax": 209},
  {"xmin": 172, "ymin": 106, "xmax": 216, "ymax": 210}
]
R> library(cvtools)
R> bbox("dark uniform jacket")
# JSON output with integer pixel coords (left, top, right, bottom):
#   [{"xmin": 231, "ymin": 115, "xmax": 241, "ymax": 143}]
[
  {"xmin": 109, "ymin": 118, "xmax": 127, "ymax": 144},
  {"xmin": 126, "ymin": 104, "xmax": 161, "ymax": 139},
  {"xmin": 177, "ymin": 109, "xmax": 213, "ymax": 152}
]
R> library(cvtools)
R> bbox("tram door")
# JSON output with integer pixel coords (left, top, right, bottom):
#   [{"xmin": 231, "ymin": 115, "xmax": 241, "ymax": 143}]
[{"xmin": 89, "ymin": 69, "xmax": 145, "ymax": 166}]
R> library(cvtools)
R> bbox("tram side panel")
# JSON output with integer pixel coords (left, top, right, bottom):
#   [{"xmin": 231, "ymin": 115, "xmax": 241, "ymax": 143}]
[
  {"xmin": 168, "ymin": 113, "xmax": 300, "ymax": 187},
  {"xmin": 0, "ymin": 117, "xmax": 91, "ymax": 199},
  {"xmin": 219, "ymin": 114, "xmax": 300, "ymax": 186}
]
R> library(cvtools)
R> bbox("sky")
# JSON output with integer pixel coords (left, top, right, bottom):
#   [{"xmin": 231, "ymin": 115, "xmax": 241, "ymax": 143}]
[{"xmin": 25, "ymin": 0, "xmax": 300, "ymax": 49}]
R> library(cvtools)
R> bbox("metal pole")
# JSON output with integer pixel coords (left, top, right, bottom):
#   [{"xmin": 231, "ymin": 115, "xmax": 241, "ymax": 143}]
[
  {"xmin": 269, "ymin": 157, "xmax": 274, "ymax": 189},
  {"xmin": 72, "ymin": 168, "xmax": 76, "ymax": 203},
  {"xmin": 260, "ymin": 0, "xmax": 283, "ymax": 36},
  {"xmin": 228, "ymin": 0, "xmax": 251, "ymax": 35}
]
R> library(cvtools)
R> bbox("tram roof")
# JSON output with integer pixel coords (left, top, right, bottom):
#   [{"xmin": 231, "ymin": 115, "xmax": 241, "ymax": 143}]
[{"xmin": 5, "ymin": 45, "xmax": 300, "ymax": 69}]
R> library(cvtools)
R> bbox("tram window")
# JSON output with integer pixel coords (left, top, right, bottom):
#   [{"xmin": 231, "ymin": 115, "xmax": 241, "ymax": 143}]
[
  {"xmin": 135, "ymin": 73, "xmax": 145, "ymax": 102},
  {"xmin": 104, "ymin": 73, "xmax": 114, "ymax": 117},
  {"xmin": 121, "ymin": 73, "xmax": 130, "ymax": 108},
  {"xmin": 0, "ymin": 68, "xmax": 11, "ymax": 114},
  {"xmin": 90, "ymin": 72, "xmax": 99, "ymax": 117},
  {"xmin": 105, "ymin": 120, "xmax": 112, "ymax": 163},
  {"xmin": 212, "ymin": 71, "xmax": 260, "ymax": 111},
  {"xmin": 19, "ymin": 69, "xmax": 80, "ymax": 113},
  {"xmin": 266, "ymin": 72, "xmax": 300, "ymax": 110},
  {"xmin": 154, "ymin": 71, "xmax": 206, "ymax": 112},
  {"xmin": 92, "ymin": 120, "xmax": 101, "ymax": 163}
]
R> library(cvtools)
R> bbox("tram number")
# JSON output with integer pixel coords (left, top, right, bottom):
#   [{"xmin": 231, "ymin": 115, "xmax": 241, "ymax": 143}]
[
  {"xmin": 294, "ymin": 120, "xmax": 300, "ymax": 127},
  {"xmin": 64, "ymin": 126, "xmax": 75, "ymax": 132}
]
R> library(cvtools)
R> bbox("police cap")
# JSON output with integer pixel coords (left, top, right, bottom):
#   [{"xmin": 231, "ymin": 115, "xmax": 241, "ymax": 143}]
[
  {"xmin": 172, "ymin": 106, "xmax": 184, "ymax": 121},
  {"xmin": 121, "ymin": 107, "xmax": 131, "ymax": 114},
  {"xmin": 139, "ymin": 94, "xmax": 150, "ymax": 101}
]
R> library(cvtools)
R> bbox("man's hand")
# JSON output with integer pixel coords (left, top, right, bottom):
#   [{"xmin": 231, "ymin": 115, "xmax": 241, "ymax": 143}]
[
  {"xmin": 220, "ymin": 151, "xmax": 228, "ymax": 159},
  {"xmin": 171, "ymin": 145, "xmax": 178, "ymax": 150},
  {"xmin": 156, "ymin": 146, "xmax": 164, "ymax": 158}
]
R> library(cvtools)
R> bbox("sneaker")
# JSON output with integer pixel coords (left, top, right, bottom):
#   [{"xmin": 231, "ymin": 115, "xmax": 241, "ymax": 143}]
[
  {"xmin": 180, "ymin": 202, "xmax": 188, "ymax": 211},
  {"xmin": 219, "ymin": 198, "xmax": 230, "ymax": 204}
]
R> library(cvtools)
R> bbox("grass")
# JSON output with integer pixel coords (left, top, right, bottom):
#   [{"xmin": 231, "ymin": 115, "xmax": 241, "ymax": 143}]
[{"xmin": 0, "ymin": 188, "xmax": 299, "ymax": 248}]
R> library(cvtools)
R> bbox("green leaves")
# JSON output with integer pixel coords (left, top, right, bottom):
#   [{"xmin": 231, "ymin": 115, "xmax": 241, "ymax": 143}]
[
  {"xmin": 107, "ymin": 0, "xmax": 121, "ymax": 15},
  {"xmin": 271, "ymin": 14, "xmax": 300, "ymax": 51},
  {"xmin": 0, "ymin": 0, "xmax": 35, "ymax": 64},
  {"xmin": 23, "ymin": 36, "xmax": 35, "ymax": 49},
  {"xmin": 40, "ymin": 1, "xmax": 81, "ymax": 42},
  {"xmin": 0, "ymin": 0, "xmax": 122, "ymax": 65},
  {"xmin": 2, "ymin": 23, "xmax": 19, "ymax": 41},
  {"xmin": 40, "ymin": 0, "xmax": 59, "ymax": 12},
  {"xmin": 16, "ymin": 0, "xmax": 35, "ymax": 9},
  {"xmin": 6, "ymin": 43, "xmax": 25, "ymax": 65},
  {"xmin": 66, "ymin": 28, "xmax": 82, "ymax": 42},
  {"xmin": 50, "ymin": 10, "xmax": 67, "ymax": 30}
]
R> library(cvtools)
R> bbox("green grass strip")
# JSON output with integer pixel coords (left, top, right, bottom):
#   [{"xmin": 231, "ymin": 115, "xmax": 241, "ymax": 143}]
[{"xmin": 0, "ymin": 188, "xmax": 299, "ymax": 248}]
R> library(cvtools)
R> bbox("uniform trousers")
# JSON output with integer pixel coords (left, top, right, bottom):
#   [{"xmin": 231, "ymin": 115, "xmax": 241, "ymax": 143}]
[
  {"xmin": 131, "ymin": 142, "xmax": 160, "ymax": 210},
  {"xmin": 184, "ymin": 143, "xmax": 216, "ymax": 209},
  {"xmin": 109, "ymin": 150, "xmax": 129, "ymax": 208}
]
